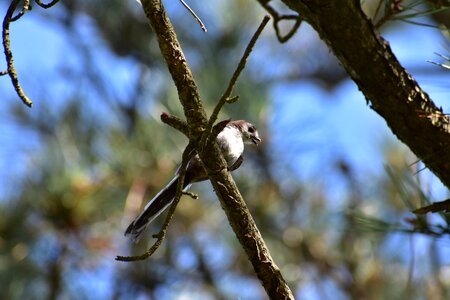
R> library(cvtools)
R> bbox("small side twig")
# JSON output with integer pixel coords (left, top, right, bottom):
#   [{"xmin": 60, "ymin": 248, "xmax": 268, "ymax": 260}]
[
  {"xmin": 178, "ymin": 0, "xmax": 207, "ymax": 32},
  {"xmin": 2, "ymin": 0, "xmax": 33, "ymax": 107},
  {"xmin": 428, "ymin": 52, "xmax": 450, "ymax": 70},
  {"xmin": 413, "ymin": 198, "xmax": 450, "ymax": 214},
  {"xmin": 116, "ymin": 143, "xmax": 194, "ymax": 261},
  {"xmin": 182, "ymin": 191, "xmax": 198, "ymax": 199},
  {"xmin": 35, "ymin": 0, "xmax": 61, "ymax": 9},
  {"xmin": 258, "ymin": 1, "xmax": 302, "ymax": 43},
  {"xmin": 161, "ymin": 112, "xmax": 189, "ymax": 137},
  {"xmin": 10, "ymin": 0, "xmax": 31, "ymax": 22},
  {"xmin": 200, "ymin": 15, "xmax": 270, "ymax": 149}
]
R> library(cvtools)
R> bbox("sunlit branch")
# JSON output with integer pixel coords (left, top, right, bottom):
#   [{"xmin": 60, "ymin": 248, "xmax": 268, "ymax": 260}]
[
  {"xmin": 178, "ymin": 0, "xmax": 207, "ymax": 32},
  {"xmin": 10, "ymin": 0, "xmax": 30, "ymax": 22}
]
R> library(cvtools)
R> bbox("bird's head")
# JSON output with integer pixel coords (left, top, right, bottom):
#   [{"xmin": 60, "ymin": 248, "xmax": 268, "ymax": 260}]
[{"xmin": 231, "ymin": 120, "xmax": 262, "ymax": 145}]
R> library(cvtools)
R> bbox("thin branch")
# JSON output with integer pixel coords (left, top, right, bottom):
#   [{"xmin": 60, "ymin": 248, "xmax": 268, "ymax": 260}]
[
  {"xmin": 427, "ymin": 61, "xmax": 450, "ymax": 70},
  {"xmin": 35, "ymin": 0, "xmax": 61, "ymax": 9},
  {"xmin": 211, "ymin": 15, "xmax": 270, "ymax": 122},
  {"xmin": 201, "ymin": 15, "xmax": 270, "ymax": 149},
  {"xmin": 10, "ymin": 0, "xmax": 31, "ymax": 22},
  {"xmin": 136, "ymin": 1, "xmax": 294, "ymax": 297},
  {"xmin": 413, "ymin": 198, "xmax": 450, "ymax": 214},
  {"xmin": 279, "ymin": 0, "xmax": 450, "ymax": 190},
  {"xmin": 182, "ymin": 191, "xmax": 198, "ymax": 199},
  {"xmin": 178, "ymin": 0, "xmax": 207, "ymax": 32},
  {"xmin": 140, "ymin": 0, "xmax": 208, "ymax": 138},
  {"xmin": 275, "ymin": 15, "xmax": 302, "ymax": 43},
  {"xmin": 116, "ymin": 143, "xmax": 194, "ymax": 261},
  {"xmin": 2, "ymin": 0, "xmax": 33, "ymax": 107}
]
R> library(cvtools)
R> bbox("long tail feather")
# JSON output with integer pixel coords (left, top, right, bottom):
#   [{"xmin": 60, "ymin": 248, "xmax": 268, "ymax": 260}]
[{"xmin": 125, "ymin": 175, "xmax": 190, "ymax": 243}]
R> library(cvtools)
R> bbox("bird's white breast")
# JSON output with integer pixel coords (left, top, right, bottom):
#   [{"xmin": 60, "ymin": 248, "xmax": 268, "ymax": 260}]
[{"xmin": 217, "ymin": 126, "xmax": 244, "ymax": 166}]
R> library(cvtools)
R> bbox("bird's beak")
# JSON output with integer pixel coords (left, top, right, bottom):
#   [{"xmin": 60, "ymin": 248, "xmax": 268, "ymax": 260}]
[{"xmin": 251, "ymin": 136, "xmax": 261, "ymax": 145}]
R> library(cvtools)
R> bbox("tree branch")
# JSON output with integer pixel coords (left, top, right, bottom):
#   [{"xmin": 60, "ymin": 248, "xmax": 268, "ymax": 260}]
[
  {"xmin": 276, "ymin": 0, "xmax": 450, "ymax": 189},
  {"xmin": 2, "ymin": 0, "xmax": 32, "ymax": 107},
  {"xmin": 137, "ymin": 0, "xmax": 294, "ymax": 298},
  {"xmin": 201, "ymin": 15, "xmax": 270, "ymax": 150},
  {"xmin": 160, "ymin": 112, "xmax": 189, "ymax": 137},
  {"xmin": 116, "ymin": 143, "xmax": 194, "ymax": 261}
]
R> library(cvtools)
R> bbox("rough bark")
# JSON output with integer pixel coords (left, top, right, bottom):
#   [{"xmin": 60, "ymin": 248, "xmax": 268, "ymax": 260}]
[
  {"xmin": 279, "ymin": 0, "xmax": 450, "ymax": 188},
  {"xmin": 140, "ymin": 0, "xmax": 294, "ymax": 298}
]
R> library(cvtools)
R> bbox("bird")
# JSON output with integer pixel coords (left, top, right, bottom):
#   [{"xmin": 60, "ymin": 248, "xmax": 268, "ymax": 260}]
[{"xmin": 124, "ymin": 119, "xmax": 261, "ymax": 243}]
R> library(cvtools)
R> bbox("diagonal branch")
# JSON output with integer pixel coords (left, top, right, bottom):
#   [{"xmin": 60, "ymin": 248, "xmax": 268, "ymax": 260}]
[
  {"xmin": 275, "ymin": 0, "xmax": 450, "ymax": 189},
  {"xmin": 136, "ymin": 0, "xmax": 294, "ymax": 298},
  {"xmin": 116, "ymin": 143, "xmax": 194, "ymax": 261}
]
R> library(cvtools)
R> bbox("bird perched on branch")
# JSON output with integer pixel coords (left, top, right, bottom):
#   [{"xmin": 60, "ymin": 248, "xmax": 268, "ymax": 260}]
[{"xmin": 125, "ymin": 120, "xmax": 261, "ymax": 242}]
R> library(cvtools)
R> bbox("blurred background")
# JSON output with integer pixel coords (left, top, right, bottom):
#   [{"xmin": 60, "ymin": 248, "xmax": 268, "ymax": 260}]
[{"xmin": 1, "ymin": 0, "xmax": 450, "ymax": 299}]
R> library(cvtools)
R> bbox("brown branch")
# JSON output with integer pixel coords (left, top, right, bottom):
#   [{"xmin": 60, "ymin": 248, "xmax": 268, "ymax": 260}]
[
  {"xmin": 137, "ymin": 1, "xmax": 294, "ymax": 298},
  {"xmin": 276, "ymin": 0, "xmax": 450, "ymax": 189},
  {"xmin": 209, "ymin": 15, "xmax": 270, "ymax": 127},
  {"xmin": 2, "ymin": 0, "xmax": 33, "ymax": 107},
  {"xmin": 35, "ymin": 0, "xmax": 61, "ymax": 9},
  {"xmin": 258, "ymin": 1, "xmax": 302, "ymax": 43},
  {"xmin": 116, "ymin": 143, "xmax": 194, "ymax": 261},
  {"xmin": 413, "ymin": 198, "xmax": 450, "ymax": 214},
  {"xmin": 140, "ymin": 0, "xmax": 208, "ymax": 138}
]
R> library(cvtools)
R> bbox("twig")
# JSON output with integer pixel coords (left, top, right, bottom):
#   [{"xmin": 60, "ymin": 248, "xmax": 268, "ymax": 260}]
[
  {"xmin": 138, "ymin": 1, "xmax": 294, "ymax": 297},
  {"xmin": 116, "ymin": 143, "xmax": 194, "ymax": 261},
  {"xmin": 201, "ymin": 15, "xmax": 270, "ymax": 150},
  {"xmin": 413, "ymin": 198, "xmax": 450, "ymax": 214},
  {"xmin": 2, "ymin": 0, "xmax": 33, "ymax": 107},
  {"xmin": 257, "ymin": 1, "xmax": 302, "ymax": 43},
  {"xmin": 182, "ymin": 191, "xmax": 198, "ymax": 199},
  {"xmin": 10, "ymin": 0, "xmax": 31, "ymax": 22},
  {"xmin": 35, "ymin": 0, "xmax": 61, "ymax": 9},
  {"xmin": 160, "ymin": 112, "xmax": 189, "ymax": 137},
  {"xmin": 275, "ymin": 15, "xmax": 302, "ymax": 43},
  {"xmin": 428, "ymin": 60, "xmax": 450, "ymax": 70},
  {"xmin": 178, "ymin": 0, "xmax": 207, "ymax": 32}
]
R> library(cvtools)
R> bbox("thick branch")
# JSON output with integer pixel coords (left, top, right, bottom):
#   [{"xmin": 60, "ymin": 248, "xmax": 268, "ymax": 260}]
[
  {"xmin": 139, "ymin": 0, "xmax": 294, "ymax": 297},
  {"xmin": 279, "ymin": 0, "xmax": 450, "ymax": 189}
]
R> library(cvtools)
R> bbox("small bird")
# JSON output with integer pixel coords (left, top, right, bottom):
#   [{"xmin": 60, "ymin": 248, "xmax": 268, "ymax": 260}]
[{"xmin": 125, "ymin": 120, "xmax": 261, "ymax": 242}]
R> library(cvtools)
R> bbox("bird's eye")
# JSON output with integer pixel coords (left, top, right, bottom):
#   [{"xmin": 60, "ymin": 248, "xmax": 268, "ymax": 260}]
[{"xmin": 248, "ymin": 126, "xmax": 255, "ymax": 133}]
